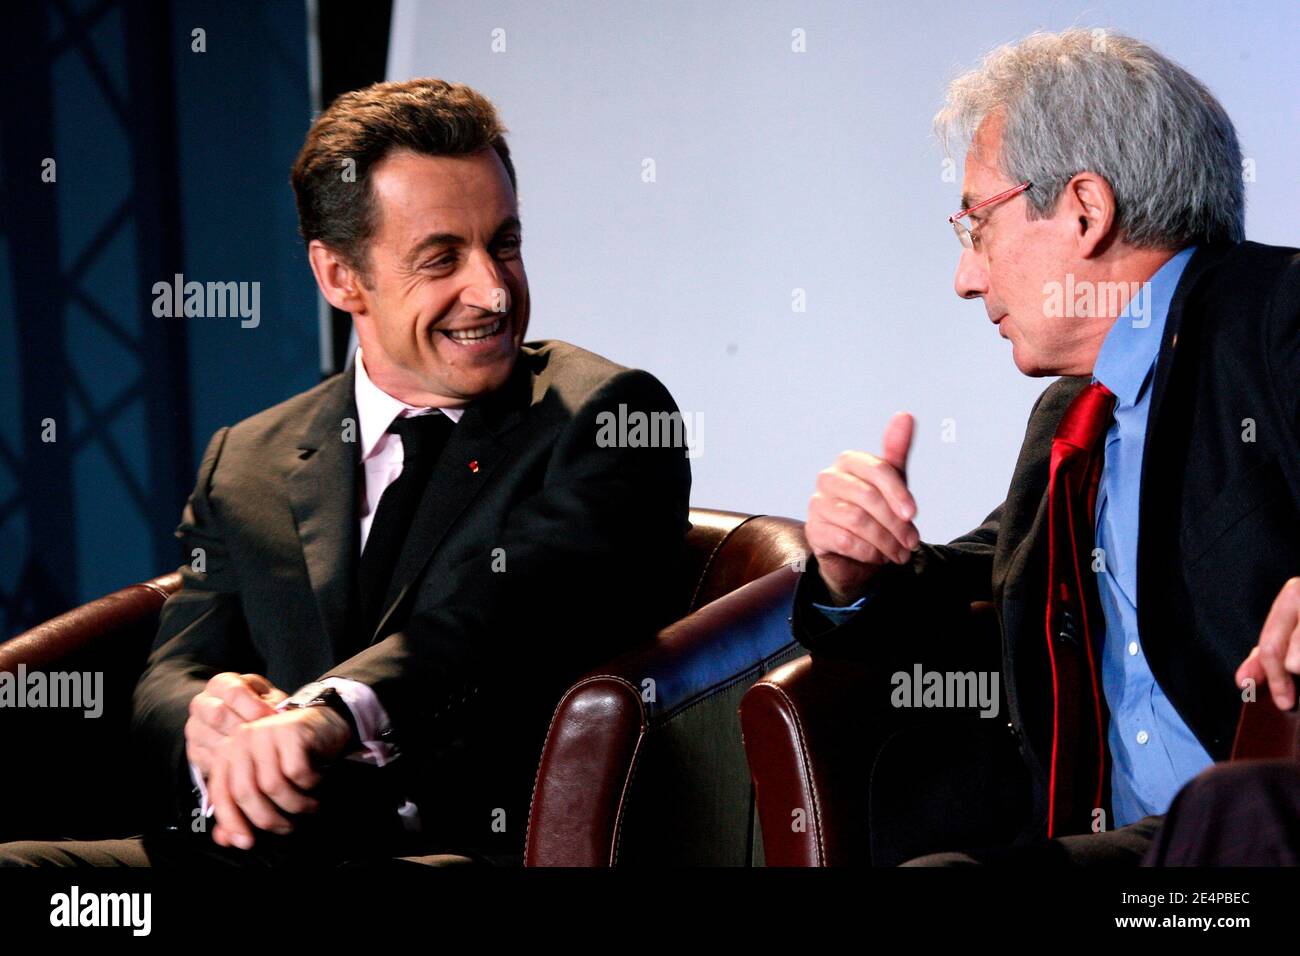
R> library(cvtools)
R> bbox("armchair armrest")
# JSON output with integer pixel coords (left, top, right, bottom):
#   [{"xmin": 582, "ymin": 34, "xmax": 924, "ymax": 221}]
[
  {"xmin": 525, "ymin": 566, "xmax": 803, "ymax": 866},
  {"xmin": 742, "ymin": 601, "xmax": 1026, "ymax": 866},
  {"xmin": 740, "ymin": 652, "xmax": 876, "ymax": 866},
  {"xmin": 0, "ymin": 572, "xmax": 180, "ymax": 672},
  {"xmin": 1231, "ymin": 695, "xmax": 1300, "ymax": 761},
  {"xmin": 0, "ymin": 572, "xmax": 181, "ymax": 841}
]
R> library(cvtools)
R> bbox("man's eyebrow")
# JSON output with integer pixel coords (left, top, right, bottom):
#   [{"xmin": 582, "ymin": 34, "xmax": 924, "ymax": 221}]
[
  {"xmin": 493, "ymin": 215, "xmax": 522, "ymax": 236},
  {"xmin": 960, "ymin": 192, "xmax": 979, "ymax": 212},
  {"xmin": 406, "ymin": 215, "xmax": 523, "ymax": 264},
  {"xmin": 408, "ymin": 232, "xmax": 464, "ymax": 260}
]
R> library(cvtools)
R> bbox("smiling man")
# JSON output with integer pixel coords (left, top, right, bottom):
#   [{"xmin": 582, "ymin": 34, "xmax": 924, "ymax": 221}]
[
  {"xmin": 0, "ymin": 78, "xmax": 691, "ymax": 867},
  {"xmin": 792, "ymin": 30, "xmax": 1300, "ymax": 866}
]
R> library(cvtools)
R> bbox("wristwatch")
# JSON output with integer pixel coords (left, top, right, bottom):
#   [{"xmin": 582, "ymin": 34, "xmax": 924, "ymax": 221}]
[{"xmin": 284, "ymin": 682, "xmax": 361, "ymax": 753}]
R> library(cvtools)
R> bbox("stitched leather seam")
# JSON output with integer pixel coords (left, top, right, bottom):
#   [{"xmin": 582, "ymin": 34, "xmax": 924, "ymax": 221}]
[
  {"xmin": 686, "ymin": 515, "xmax": 763, "ymax": 611},
  {"xmin": 610, "ymin": 699, "xmax": 648, "ymax": 867},
  {"xmin": 750, "ymin": 678, "xmax": 826, "ymax": 865},
  {"xmin": 524, "ymin": 682, "xmax": 576, "ymax": 863},
  {"xmin": 524, "ymin": 675, "xmax": 645, "ymax": 867},
  {"xmin": 139, "ymin": 581, "xmax": 176, "ymax": 603}
]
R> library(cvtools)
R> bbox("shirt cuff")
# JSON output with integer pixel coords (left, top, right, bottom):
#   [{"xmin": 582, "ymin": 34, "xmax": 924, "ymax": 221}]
[
  {"xmin": 812, "ymin": 595, "xmax": 869, "ymax": 626},
  {"xmin": 190, "ymin": 760, "xmax": 213, "ymax": 819},
  {"xmin": 309, "ymin": 677, "xmax": 398, "ymax": 766}
]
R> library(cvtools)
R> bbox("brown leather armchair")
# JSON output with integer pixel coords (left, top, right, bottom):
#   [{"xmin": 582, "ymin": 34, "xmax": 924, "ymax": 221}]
[
  {"xmin": 525, "ymin": 508, "xmax": 807, "ymax": 866},
  {"xmin": 1, "ymin": 508, "xmax": 807, "ymax": 866},
  {"xmin": 0, "ymin": 572, "xmax": 183, "ymax": 841},
  {"xmin": 741, "ymin": 601, "xmax": 1300, "ymax": 867}
]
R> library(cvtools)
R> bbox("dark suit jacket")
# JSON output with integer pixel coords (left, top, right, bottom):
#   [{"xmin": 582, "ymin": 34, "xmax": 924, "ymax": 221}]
[
  {"xmin": 793, "ymin": 241, "xmax": 1300, "ymax": 842},
  {"xmin": 131, "ymin": 340, "xmax": 692, "ymax": 856}
]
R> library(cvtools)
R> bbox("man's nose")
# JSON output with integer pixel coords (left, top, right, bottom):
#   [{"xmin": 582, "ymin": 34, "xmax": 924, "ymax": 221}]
[
  {"xmin": 953, "ymin": 246, "xmax": 988, "ymax": 300},
  {"xmin": 461, "ymin": 247, "xmax": 511, "ymax": 314}
]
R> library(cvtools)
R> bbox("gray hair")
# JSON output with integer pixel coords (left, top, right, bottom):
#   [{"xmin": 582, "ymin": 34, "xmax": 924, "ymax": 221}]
[{"xmin": 934, "ymin": 29, "xmax": 1244, "ymax": 248}]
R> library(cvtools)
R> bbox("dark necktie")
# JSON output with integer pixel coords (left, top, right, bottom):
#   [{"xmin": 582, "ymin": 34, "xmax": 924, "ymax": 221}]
[
  {"xmin": 357, "ymin": 412, "xmax": 455, "ymax": 641},
  {"xmin": 1044, "ymin": 380, "xmax": 1116, "ymax": 837}
]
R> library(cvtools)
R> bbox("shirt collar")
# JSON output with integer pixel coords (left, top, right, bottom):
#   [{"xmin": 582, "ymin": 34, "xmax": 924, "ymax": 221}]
[
  {"xmin": 354, "ymin": 347, "xmax": 465, "ymax": 462},
  {"xmin": 1091, "ymin": 245, "xmax": 1196, "ymax": 408}
]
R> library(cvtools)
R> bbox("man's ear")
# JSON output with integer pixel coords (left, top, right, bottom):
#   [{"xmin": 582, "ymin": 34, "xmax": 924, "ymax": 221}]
[
  {"xmin": 307, "ymin": 240, "xmax": 370, "ymax": 314},
  {"xmin": 1063, "ymin": 172, "xmax": 1118, "ymax": 258}
]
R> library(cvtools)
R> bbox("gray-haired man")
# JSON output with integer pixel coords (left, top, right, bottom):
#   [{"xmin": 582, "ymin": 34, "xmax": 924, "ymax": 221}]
[{"xmin": 794, "ymin": 29, "xmax": 1300, "ymax": 865}]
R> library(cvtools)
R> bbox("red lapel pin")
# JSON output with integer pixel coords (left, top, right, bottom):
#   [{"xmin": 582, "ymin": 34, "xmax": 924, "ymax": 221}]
[{"xmin": 468, "ymin": 459, "xmax": 480, "ymax": 473}]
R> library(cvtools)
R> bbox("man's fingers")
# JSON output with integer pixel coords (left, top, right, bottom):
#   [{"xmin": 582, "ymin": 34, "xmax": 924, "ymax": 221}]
[
  {"xmin": 212, "ymin": 678, "xmax": 277, "ymax": 724},
  {"xmin": 816, "ymin": 470, "xmax": 918, "ymax": 550},
  {"xmin": 208, "ymin": 759, "xmax": 254, "ymax": 850},
  {"xmin": 1255, "ymin": 633, "xmax": 1294, "ymax": 711},
  {"xmin": 1257, "ymin": 645, "xmax": 1292, "ymax": 710},
  {"xmin": 239, "ymin": 673, "xmax": 275, "ymax": 696},
  {"xmin": 819, "ymin": 500, "xmax": 908, "ymax": 564},
  {"xmin": 241, "ymin": 673, "xmax": 288, "ymax": 706},
  {"xmin": 186, "ymin": 743, "xmax": 213, "ymax": 777},
  {"xmin": 252, "ymin": 731, "xmax": 319, "ymax": 817},
  {"xmin": 1269, "ymin": 579, "xmax": 1300, "ymax": 673},
  {"xmin": 1235, "ymin": 646, "xmax": 1264, "ymax": 691},
  {"xmin": 190, "ymin": 694, "xmax": 244, "ymax": 735},
  {"xmin": 278, "ymin": 733, "xmax": 324, "ymax": 793},
  {"xmin": 1286, "ymin": 629, "xmax": 1300, "ymax": 676},
  {"xmin": 809, "ymin": 514, "xmax": 888, "ymax": 567},
  {"xmin": 186, "ymin": 716, "xmax": 229, "ymax": 758},
  {"xmin": 881, "ymin": 411, "xmax": 915, "ymax": 479},
  {"xmin": 834, "ymin": 451, "xmax": 916, "ymax": 522},
  {"xmin": 1255, "ymin": 583, "xmax": 1300, "ymax": 709},
  {"xmin": 227, "ymin": 732, "xmax": 293, "ymax": 834},
  {"xmin": 810, "ymin": 495, "xmax": 913, "ymax": 566}
]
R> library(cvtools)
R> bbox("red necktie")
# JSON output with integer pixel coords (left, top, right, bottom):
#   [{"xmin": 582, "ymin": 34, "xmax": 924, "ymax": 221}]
[{"xmin": 1044, "ymin": 380, "xmax": 1116, "ymax": 837}]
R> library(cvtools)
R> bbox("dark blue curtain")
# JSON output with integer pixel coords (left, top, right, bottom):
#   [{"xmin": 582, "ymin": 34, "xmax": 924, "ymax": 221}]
[{"xmin": 0, "ymin": 0, "xmax": 320, "ymax": 634}]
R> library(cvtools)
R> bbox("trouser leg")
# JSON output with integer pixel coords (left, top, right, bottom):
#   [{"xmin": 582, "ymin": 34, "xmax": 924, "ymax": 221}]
[{"xmin": 1143, "ymin": 759, "xmax": 1300, "ymax": 866}]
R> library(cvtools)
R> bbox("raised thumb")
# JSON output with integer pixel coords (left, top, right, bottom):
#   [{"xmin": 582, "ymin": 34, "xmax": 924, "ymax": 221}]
[{"xmin": 881, "ymin": 411, "xmax": 914, "ymax": 477}]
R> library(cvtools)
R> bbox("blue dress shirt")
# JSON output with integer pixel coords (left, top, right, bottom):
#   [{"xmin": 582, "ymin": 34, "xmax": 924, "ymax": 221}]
[{"xmin": 1091, "ymin": 245, "xmax": 1212, "ymax": 826}]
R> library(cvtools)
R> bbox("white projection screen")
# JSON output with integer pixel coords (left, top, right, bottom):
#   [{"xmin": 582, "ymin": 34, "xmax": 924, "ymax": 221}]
[{"xmin": 386, "ymin": 1, "xmax": 1300, "ymax": 543}]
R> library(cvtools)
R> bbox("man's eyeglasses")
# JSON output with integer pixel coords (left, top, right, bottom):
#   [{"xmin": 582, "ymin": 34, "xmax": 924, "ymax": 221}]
[{"xmin": 948, "ymin": 181, "xmax": 1031, "ymax": 250}]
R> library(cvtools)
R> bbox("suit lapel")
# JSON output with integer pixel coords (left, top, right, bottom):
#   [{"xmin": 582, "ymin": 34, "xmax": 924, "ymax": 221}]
[
  {"xmin": 1140, "ymin": 244, "xmax": 1225, "ymax": 483},
  {"xmin": 994, "ymin": 377, "xmax": 1088, "ymax": 610},
  {"xmin": 994, "ymin": 375, "xmax": 1086, "ymax": 770},
  {"xmin": 1136, "ymin": 244, "xmax": 1228, "ymax": 645},
  {"xmin": 288, "ymin": 367, "xmax": 361, "ymax": 662},
  {"xmin": 370, "ymin": 355, "xmax": 537, "ymax": 642}
]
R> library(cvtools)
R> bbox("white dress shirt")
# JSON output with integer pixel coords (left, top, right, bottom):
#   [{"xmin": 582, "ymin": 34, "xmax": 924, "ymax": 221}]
[{"xmin": 192, "ymin": 347, "xmax": 464, "ymax": 832}]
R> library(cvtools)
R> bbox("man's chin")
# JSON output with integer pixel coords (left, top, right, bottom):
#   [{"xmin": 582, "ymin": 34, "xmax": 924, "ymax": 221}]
[
  {"xmin": 1008, "ymin": 342, "xmax": 1047, "ymax": 377},
  {"xmin": 443, "ymin": 355, "xmax": 519, "ymax": 401}
]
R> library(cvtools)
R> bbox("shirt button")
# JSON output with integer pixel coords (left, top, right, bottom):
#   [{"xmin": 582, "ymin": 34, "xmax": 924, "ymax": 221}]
[
  {"xmin": 1136, "ymin": 730, "xmax": 1150, "ymax": 745},
  {"xmin": 1128, "ymin": 641, "xmax": 1139, "ymax": 656}
]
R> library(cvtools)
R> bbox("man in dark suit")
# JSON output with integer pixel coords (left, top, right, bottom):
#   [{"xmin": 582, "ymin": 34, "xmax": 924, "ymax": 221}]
[
  {"xmin": 793, "ymin": 30, "xmax": 1299, "ymax": 865},
  {"xmin": 0, "ymin": 78, "xmax": 691, "ymax": 866}
]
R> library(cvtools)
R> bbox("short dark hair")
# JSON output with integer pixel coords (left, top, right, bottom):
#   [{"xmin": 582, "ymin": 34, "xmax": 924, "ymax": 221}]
[{"xmin": 291, "ymin": 77, "xmax": 517, "ymax": 279}]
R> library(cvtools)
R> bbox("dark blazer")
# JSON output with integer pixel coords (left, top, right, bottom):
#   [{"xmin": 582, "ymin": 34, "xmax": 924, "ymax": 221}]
[
  {"xmin": 132, "ymin": 340, "xmax": 692, "ymax": 856},
  {"xmin": 793, "ymin": 241, "xmax": 1300, "ymax": 842}
]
